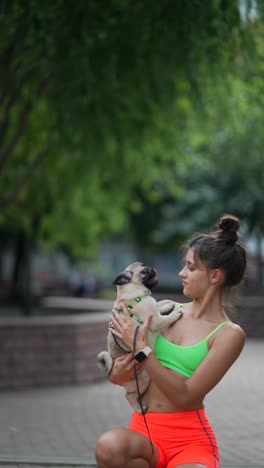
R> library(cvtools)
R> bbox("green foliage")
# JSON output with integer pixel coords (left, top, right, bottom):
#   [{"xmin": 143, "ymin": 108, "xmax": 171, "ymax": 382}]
[
  {"xmin": 0, "ymin": 0, "xmax": 262, "ymax": 258},
  {"xmin": 151, "ymin": 35, "xmax": 264, "ymax": 247}
]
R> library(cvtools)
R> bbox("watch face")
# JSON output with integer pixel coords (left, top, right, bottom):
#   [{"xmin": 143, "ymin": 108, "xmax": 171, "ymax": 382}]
[{"xmin": 135, "ymin": 351, "xmax": 146, "ymax": 363}]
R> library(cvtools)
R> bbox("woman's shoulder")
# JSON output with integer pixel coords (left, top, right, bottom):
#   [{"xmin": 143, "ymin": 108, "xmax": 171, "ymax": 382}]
[
  {"xmin": 224, "ymin": 321, "xmax": 245, "ymax": 336},
  {"xmin": 216, "ymin": 321, "xmax": 246, "ymax": 349},
  {"xmin": 207, "ymin": 321, "xmax": 246, "ymax": 364}
]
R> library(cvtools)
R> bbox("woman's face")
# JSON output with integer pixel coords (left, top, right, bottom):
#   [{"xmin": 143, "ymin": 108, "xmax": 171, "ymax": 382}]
[{"xmin": 179, "ymin": 248, "xmax": 211, "ymax": 299}]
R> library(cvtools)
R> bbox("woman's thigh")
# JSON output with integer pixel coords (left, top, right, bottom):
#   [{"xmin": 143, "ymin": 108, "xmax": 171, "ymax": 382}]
[{"xmin": 95, "ymin": 427, "xmax": 160, "ymax": 467}]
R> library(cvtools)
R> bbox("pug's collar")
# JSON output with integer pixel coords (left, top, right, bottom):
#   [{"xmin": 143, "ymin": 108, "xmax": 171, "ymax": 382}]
[{"xmin": 116, "ymin": 295, "xmax": 149, "ymax": 325}]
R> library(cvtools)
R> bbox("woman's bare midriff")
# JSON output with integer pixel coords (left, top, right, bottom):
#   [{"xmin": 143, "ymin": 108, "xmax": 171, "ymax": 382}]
[{"xmin": 142, "ymin": 368, "xmax": 204, "ymax": 413}]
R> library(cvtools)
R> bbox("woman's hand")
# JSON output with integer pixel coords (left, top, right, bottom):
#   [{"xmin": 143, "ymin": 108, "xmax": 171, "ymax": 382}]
[
  {"xmin": 110, "ymin": 303, "xmax": 153, "ymax": 352},
  {"xmin": 108, "ymin": 352, "xmax": 144, "ymax": 385}
]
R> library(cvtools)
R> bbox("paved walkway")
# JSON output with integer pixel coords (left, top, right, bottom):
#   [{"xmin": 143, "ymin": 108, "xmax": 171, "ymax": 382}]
[{"xmin": 0, "ymin": 338, "xmax": 263, "ymax": 467}]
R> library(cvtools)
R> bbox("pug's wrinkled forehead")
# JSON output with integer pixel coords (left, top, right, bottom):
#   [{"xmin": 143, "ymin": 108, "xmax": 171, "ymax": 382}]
[{"xmin": 125, "ymin": 262, "xmax": 145, "ymax": 273}]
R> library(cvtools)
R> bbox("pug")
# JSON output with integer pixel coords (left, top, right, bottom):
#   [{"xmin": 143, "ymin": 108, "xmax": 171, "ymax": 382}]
[{"xmin": 97, "ymin": 262, "xmax": 182, "ymax": 414}]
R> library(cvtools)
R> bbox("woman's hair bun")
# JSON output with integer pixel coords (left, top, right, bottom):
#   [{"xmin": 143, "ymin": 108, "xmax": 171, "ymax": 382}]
[{"xmin": 217, "ymin": 214, "xmax": 240, "ymax": 244}]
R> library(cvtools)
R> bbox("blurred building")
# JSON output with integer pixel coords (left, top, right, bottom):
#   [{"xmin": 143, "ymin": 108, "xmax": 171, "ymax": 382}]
[{"xmin": 0, "ymin": 238, "xmax": 262, "ymax": 300}]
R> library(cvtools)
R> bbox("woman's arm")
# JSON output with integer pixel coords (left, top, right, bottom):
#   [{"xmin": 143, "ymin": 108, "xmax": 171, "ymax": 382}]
[{"xmin": 110, "ymin": 304, "xmax": 245, "ymax": 408}]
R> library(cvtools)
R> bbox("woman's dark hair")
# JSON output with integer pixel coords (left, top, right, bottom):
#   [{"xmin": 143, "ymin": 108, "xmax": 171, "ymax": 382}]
[{"xmin": 187, "ymin": 214, "xmax": 247, "ymax": 289}]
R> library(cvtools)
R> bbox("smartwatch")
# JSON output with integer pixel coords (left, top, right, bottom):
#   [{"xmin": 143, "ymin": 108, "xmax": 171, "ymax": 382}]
[{"xmin": 134, "ymin": 346, "xmax": 153, "ymax": 363}]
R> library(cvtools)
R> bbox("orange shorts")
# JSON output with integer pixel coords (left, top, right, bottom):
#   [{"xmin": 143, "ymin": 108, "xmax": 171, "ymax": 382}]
[{"xmin": 128, "ymin": 409, "xmax": 219, "ymax": 468}]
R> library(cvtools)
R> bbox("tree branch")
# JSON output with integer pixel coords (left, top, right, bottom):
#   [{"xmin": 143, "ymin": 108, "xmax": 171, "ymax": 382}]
[
  {"xmin": 0, "ymin": 64, "xmax": 40, "ymax": 146},
  {"xmin": 0, "ymin": 140, "xmax": 52, "ymax": 211},
  {"xmin": 0, "ymin": 20, "xmax": 27, "ymax": 107},
  {"xmin": 0, "ymin": 73, "xmax": 53, "ymax": 174}
]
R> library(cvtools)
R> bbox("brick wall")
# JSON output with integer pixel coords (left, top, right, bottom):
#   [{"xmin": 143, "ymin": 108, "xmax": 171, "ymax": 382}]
[
  {"xmin": 0, "ymin": 296, "xmax": 263, "ymax": 391},
  {"xmin": 0, "ymin": 313, "xmax": 110, "ymax": 391}
]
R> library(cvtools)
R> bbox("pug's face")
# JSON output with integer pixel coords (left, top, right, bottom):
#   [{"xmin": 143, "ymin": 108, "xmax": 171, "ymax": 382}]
[{"xmin": 112, "ymin": 262, "xmax": 158, "ymax": 290}]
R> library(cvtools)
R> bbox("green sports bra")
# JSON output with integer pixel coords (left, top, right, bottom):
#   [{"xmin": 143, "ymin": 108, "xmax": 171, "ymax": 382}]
[{"xmin": 155, "ymin": 319, "xmax": 230, "ymax": 378}]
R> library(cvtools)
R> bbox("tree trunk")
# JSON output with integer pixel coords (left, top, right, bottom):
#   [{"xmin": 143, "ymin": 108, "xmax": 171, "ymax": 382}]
[
  {"xmin": 256, "ymin": 229, "xmax": 263, "ymax": 288},
  {"xmin": 11, "ymin": 231, "xmax": 33, "ymax": 316}
]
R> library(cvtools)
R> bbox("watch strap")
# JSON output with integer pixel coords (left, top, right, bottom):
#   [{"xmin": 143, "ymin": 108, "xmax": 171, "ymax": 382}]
[{"xmin": 134, "ymin": 345, "xmax": 153, "ymax": 362}]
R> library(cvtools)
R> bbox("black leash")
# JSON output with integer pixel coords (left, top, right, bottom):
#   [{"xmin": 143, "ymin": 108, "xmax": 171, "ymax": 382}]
[{"xmin": 133, "ymin": 325, "xmax": 155, "ymax": 468}]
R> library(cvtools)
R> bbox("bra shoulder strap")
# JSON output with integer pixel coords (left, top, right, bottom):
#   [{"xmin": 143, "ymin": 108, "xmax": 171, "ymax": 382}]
[{"xmin": 205, "ymin": 321, "xmax": 230, "ymax": 341}]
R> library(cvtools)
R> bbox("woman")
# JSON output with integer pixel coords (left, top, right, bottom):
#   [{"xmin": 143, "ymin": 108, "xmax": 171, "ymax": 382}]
[{"xmin": 95, "ymin": 214, "xmax": 247, "ymax": 468}]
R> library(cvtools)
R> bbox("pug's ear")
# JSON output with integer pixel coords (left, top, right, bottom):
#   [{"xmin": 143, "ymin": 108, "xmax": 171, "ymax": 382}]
[{"xmin": 112, "ymin": 271, "xmax": 133, "ymax": 285}]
